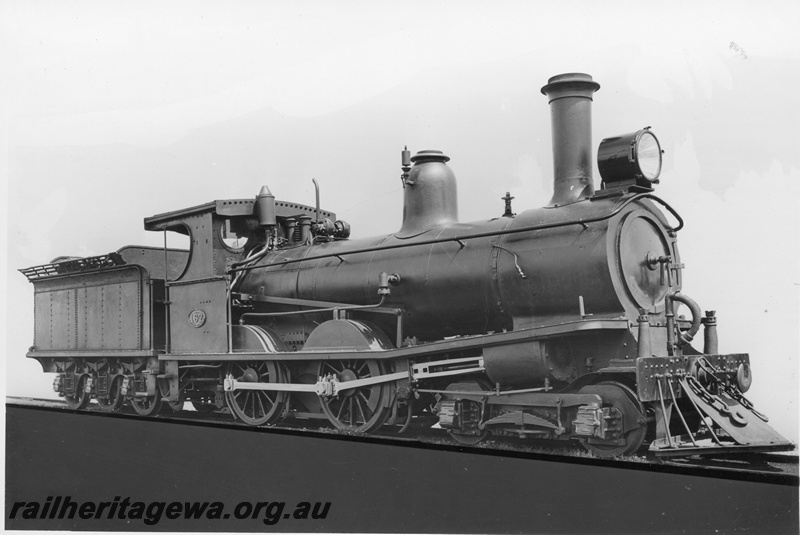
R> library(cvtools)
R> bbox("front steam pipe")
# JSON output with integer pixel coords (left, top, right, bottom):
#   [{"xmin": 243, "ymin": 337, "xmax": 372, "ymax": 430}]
[{"xmin": 666, "ymin": 292, "xmax": 702, "ymax": 353}]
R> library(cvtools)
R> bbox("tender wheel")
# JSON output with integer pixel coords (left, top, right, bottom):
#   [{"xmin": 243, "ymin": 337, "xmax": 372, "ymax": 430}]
[
  {"xmin": 318, "ymin": 359, "xmax": 394, "ymax": 433},
  {"xmin": 157, "ymin": 375, "xmax": 184, "ymax": 412},
  {"xmin": 62, "ymin": 359, "xmax": 90, "ymax": 410},
  {"xmin": 96, "ymin": 376, "xmax": 124, "ymax": 413},
  {"xmin": 65, "ymin": 374, "xmax": 91, "ymax": 410},
  {"xmin": 130, "ymin": 386, "xmax": 164, "ymax": 416},
  {"xmin": 578, "ymin": 381, "xmax": 647, "ymax": 458},
  {"xmin": 225, "ymin": 361, "xmax": 288, "ymax": 426}
]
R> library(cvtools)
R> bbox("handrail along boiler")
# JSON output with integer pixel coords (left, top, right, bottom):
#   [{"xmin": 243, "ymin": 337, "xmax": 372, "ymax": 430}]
[{"xmin": 21, "ymin": 73, "xmax": 792, "ymax": 457}]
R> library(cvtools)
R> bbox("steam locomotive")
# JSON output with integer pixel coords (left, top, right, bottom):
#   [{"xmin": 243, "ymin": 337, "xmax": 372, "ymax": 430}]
[{"xmin": 21, "ymin": 73, "xmax": 792, "ymax": 457}]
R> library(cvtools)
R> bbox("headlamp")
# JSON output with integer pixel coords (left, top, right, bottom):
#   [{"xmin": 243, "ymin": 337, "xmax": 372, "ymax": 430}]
[{"xmin": 597, "ymin": 128, "xmax": 663, "ymax": 189}]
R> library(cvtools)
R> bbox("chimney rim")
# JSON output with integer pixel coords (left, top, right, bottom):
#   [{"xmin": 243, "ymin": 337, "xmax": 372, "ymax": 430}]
[{"xmin": 541, "ymin": 72, "xmax": 601, "ymax": 98}]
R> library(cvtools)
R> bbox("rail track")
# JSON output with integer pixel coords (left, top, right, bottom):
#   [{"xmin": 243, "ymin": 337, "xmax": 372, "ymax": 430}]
[{"xmin": 7, "ymin": 396, "xmax": 797, "ymax": 485}]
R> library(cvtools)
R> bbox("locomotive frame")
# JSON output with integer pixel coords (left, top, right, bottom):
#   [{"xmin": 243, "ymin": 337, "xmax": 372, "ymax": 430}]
[{"xmin": 20, "ymin": 73, "xmax": 793, "ymax": 458}]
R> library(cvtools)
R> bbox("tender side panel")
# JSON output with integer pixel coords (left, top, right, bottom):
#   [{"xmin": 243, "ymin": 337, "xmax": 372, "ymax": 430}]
[
  {"xmin": 32, "ymin": 267, "xmax": 151, "ymax": 352},
  {"xmin": 34, "ymin": 289, "xmax": 76, "ymax": 350}
]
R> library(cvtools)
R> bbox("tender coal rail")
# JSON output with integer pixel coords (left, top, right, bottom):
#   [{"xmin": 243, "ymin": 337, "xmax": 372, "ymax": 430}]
[{"xmin": 8, "ymin": 397, "xmax": 797, "ymax": 486}]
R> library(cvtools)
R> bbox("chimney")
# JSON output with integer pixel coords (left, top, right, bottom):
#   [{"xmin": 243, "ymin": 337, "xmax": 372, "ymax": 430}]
[{"xmin": 540, "ymin": 73, "xmax": 601, "ymax": 207}]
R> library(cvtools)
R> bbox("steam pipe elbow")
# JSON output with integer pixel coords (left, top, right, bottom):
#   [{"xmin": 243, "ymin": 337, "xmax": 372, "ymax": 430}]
[{"xmin": 671, "ymin": 292, "xmax": 702, "ymax": 344}]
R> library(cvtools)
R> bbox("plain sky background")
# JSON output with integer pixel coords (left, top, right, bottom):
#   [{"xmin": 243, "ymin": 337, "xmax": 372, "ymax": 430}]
[{"xmin": 2, "ymin": 1, "xmax": 799, "ymax": 444}]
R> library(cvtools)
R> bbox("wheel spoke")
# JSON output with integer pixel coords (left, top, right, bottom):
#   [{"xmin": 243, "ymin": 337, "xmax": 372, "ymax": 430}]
[
  {"xmin": 348, "ymin": 397, "xmax": 355, "ymax": 426},
  {"xmin": 323, "ymin": 362, "xmax": 341, "ymax": 375},
  {"xmin": 262, "ymin": 392, "xmax": 274, "ymax": 408},
  {"xmin": 355, "ymin": 397, "xmax": 367, "ymax": 423},
  {"xmin": 250, "ymin": 392, "xmax": 258, "ymax": 417},
  {"xmin": 242, "ymin": 391, "xmax": 251, "ymax": 415}
]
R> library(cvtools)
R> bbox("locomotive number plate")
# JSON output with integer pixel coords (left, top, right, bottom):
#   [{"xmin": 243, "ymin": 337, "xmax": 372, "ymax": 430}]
[{"xmin": 188, "ymin": 309, "xmax": 207, "ymax": 328}]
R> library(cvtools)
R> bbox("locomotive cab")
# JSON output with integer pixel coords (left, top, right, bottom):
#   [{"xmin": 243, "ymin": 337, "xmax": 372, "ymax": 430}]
[{"xmin": 143, "ymin": 196, "xmax": 339, "ymax": 355}]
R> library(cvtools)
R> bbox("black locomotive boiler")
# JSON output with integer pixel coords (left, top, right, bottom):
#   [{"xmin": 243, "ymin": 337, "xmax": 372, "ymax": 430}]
[{"xmin": 21, "ymin": 73, "xmax": 792, "ymax": 457}]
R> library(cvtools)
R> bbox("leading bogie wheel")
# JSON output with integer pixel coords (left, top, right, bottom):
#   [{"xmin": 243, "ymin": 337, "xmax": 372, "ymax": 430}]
[
  {"xmin": 578, "ymin": 380, "xmax": 647, "ymax": 458},
  {"xmin": 444, "ymin": 379, "xmax": 491, "ymax": 446}
]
